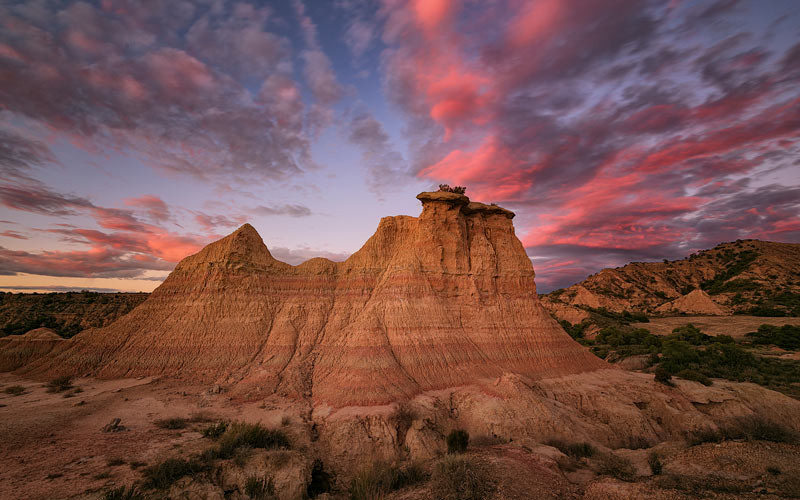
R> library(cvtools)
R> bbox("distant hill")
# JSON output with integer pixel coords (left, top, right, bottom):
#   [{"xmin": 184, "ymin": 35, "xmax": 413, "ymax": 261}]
[
  {"xmin": 542, "ymin": 240, "xmax": 800, "ymax": 320},
  {"xmin": 0, "ymin": 291, "xmax": 148, "ymax": 338}
]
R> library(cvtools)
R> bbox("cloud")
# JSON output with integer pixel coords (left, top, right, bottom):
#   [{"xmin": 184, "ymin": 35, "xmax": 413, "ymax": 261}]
[
  {"xmin": 0, "ymin": 0, "xmax": 330, "ymax": 186},
  {"xmin": 0, "ymin": 230, "xmax": 28, "ymax": 240},
  {"xmin": 0, "ymin": 181, "xmax": 210, "ymax": 278},
  {"xmin": 0, "ymin": 183, "xmax": 94, "ymax": 216},
  {"xmin": 194, "ymin": 212, "xmax": 248, "ymax": 233},
  {"xmin": 346, "ymin": 109, "xmax": 409, "ymax": 196},
  {"xmin": 252, "ymin": 204, "xmax": 312, "ymax": 217},
  {"xmin": 124, "ymin": 195, "xmax": 170, "ymax": 222},
  {"xmin": 0, "ymin": 127, "xmax": 57, "ymax": 182},
  {"xmin": 378, "ymin": 0, "xmax": 800, "ymax": 289},
  {"xmin": 0, "ymin": 245, "xmax": 173, "ymax": 278}
]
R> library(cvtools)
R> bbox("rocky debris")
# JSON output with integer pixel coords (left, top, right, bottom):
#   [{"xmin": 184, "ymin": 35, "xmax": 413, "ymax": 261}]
[
  {"xmin": 101, "ymin": 418, "xmax": 124, "ymax": 432},
  {"xmin": 15, "ymin": 191, "xmax": 605, "ymax": 407}
]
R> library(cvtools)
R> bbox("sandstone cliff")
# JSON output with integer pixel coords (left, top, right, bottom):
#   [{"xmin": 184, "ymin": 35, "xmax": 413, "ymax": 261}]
[{"xmin": 16, "ymin": 192, "xmax": 605, "ymax": 406}]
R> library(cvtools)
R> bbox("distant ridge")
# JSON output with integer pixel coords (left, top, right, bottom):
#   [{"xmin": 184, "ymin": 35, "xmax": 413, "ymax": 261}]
[{"xmin": 542, "ymin": 239, "xmax": 800, "ymax": 319}]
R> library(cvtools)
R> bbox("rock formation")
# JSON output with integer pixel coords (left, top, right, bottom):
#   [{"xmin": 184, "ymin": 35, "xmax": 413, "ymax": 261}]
[
  {"xmin": 654, "ymin": 289, "xmax": 728, "ymax": 315},
  {"xmin": 0, "ymin": 328, "xmax": 65, "ymax": 372},
  {"xmin": 16, "ymin": 191, "xmax": 606, "ymax": 406}
]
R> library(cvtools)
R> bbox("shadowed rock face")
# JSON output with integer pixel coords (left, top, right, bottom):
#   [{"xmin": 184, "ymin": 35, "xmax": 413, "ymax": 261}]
[{"xmin": 18, "ymin": 192, "xmax": 606, "ymax": 406}]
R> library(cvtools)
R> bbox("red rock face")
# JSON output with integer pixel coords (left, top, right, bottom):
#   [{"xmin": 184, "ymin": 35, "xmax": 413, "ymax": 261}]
[{"xmin": 21, "ymin": 192, "xmax": 606, "ymax": 406}]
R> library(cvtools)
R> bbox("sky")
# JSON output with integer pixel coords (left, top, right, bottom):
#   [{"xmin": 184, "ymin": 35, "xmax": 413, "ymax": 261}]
[{"xmin": 0, "ymin": 0, "xmax": 799, "ymax": 294}]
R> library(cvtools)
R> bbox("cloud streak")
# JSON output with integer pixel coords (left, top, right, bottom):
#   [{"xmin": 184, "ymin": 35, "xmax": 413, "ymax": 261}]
[{"xmin": 379, "ymin": 0, "xmax": 800, "ymax": 291}]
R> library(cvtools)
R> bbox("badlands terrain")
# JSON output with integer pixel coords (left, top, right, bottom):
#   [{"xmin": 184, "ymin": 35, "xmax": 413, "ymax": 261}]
[{"xmin": 1, "ymin": 191, "xmax": 800, "ymax": 499}]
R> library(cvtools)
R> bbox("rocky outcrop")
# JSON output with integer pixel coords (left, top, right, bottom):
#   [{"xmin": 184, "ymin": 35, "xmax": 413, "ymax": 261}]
[
  {"xmin": 0, "ymin": 328, "xmax": 65, "ymax": 372},
  {"xmin": 16, "ymin": 192, "xmax": 605, "ymax": 407},
  {"xmin": 655, "ymin": 289, "xmax": 728, "ymax": 315}
]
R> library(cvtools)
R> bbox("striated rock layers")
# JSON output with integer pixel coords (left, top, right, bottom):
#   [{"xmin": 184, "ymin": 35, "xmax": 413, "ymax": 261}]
[{"xmin": 18, "ymin": 191, "xmax": 606, "ymax": 406}]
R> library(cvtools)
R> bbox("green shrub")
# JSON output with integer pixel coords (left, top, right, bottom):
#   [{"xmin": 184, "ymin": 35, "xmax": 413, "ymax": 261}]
[
  {"xmin": 654, "ymin": 366, "xmax": 674, "ymax": 386},
  {"xmin": 102, "ymin": 485, "xmax": 145, "ymax": 500},
  {"xmin": 349, "ymin": 462, "xmax": 427, "ymax": 500},
  {"xmin": 676, "ymin": 369, "xmax": 712, "ymax": 386},
  {"xmin": 545, "ymin": 439, "xmax": 595, "ymax": 459},
  {"xmin": 668, "ymin": 324, "xmax": 713, "ymax": 345},
  {"xmin": 4, "ymin": 385, "xmax": 25, "ymax": 396},
  {"xmin": 746, "ymin": 324, "xmax": 800, "ymax": 350},
  {"xmin": 447, "ymin": 429, "xmax": 470, "ymax": 454},
  {"xmin": 430, "ymin": 455, "xmax": 495, "ymax": 500},
  {"xmin": 46, "ymin": 376, "xmax": 73, "ymax": 393},
  {"xmin": 155, "ymin": 418, "xmax": 187, "ymax": 430},
  {"xmin": 202, "ymin": 421, "xmax": 228, "ymax": 439},
  {"xmin": 215, "ymin": 422, "xmax": 289, "ymax": 459},
  {"xmin": 244, "ymin": 476, "xmax": 276, "ymax": 499},
  {"xmin": 648, "ymin": 453, "xmax": 663, "ymax": 475},
  {"xmin": 142, "ymin": 457, "xmax": 210, "ymax": 489},
  {"xmin": 767, "ymin": 466, "xmax": 781, "ymax": 475}
]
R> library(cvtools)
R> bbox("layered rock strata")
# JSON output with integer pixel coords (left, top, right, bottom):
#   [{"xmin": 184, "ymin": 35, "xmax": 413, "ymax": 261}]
[{"xmin": 19, "ymin": 192, "xmax": 606, "ymax": 406}]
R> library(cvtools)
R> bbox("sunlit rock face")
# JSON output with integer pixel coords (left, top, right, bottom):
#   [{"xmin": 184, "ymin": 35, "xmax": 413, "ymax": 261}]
[{"xmin": 19, "ymin": 192, "xmax": 606, "ymax": 406}]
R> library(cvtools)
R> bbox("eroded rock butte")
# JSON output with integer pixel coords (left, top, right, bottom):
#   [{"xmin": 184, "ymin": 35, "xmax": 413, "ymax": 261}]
[{"xmin": 16, "ymin": 191, "xmax": 605, "ymax": 406}]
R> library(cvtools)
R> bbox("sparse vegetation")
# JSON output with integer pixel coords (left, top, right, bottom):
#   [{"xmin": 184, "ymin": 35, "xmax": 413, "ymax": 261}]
[
  {"xmin": 349, "ymin": 461, "xmax": 427, "ymax": 500},
  {"xmin": 202, "ymin": 421, "xmax": 228, "ymax": 439},
  {"xmin": 102, "ymin": 486, "xmax": 145, "ymax": 500},
  {"xmin": 107, "ymin": 458, "xmax": 126, "ymax": 467},
  {"xmin": 0, "ymin": 291, "xmax": 147, "ymax": 338},
  {"xmin": 688, "ymin": 416, "xmax": 796, "ymax": 445},
  {"xmin": 4, "ymin": 385, "xmax": 25, "ymax": 396},
  {"xmin": 595, "ymin": 453, "xmax": 636, "ymax": 481},
  {"xmin": 648, "ymin": 452, "xmax": 663, "ymax": 475},
  {"xmin": 545, "ymin": 439, "xmax": 595, "ymax": 459},
  {"xmin": 654, "ymin": 366, "xmax": 673, "ymax": 386},
  {"xmin": 438, "ymin": 184, "xmax": 467, "ymax": 195},
  {"xmin": 215, "ymin": 422, "xmax": 290, "ymax": 459},
  {"xmin": 142, "ymin": 456, "xmax": 211, "ymax": 489},
  {"xmin": 46, "ymin": 376, "xmax": 73, "ymax": 393},
  {"xmin": 700, "ymin": 250, "xmax": 759, "ymax": 295},
  {"xmin": 447, "ymin": 429, "xmax": 470, "ymax": 454},
  {"xmin": 155, "ymin": 417, "xmax": 187, "ymax": 430},
  {"xmin": 675, "ymin": 369, "xmax": 712, "ymax": 386},
  {"xmin": 244, "ymin": 475, "xmax": 277, "ymax": 500},
  {"xmin": 430, "ymin": 455, "xmax": 495, "ymax": 500}
]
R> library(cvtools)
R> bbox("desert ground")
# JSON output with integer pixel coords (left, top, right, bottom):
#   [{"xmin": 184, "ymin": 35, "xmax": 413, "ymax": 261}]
[
  {"xmin": 635, "ymin": 316, "xmax": 800, "ymax": 338},
  {"xmin": 3, "ymin": 365, "xmax": 800, "ymax": 500}
]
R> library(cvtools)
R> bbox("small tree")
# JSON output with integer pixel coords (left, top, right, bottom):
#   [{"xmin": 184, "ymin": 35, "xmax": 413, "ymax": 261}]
[{"xmin": 438, "ymin": 184, "xmax": 467, "ymax": 195}]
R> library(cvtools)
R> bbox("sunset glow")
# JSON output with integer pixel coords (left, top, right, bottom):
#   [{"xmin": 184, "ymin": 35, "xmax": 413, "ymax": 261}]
[{"xmin": 1, "ymin": 0, "xmax": 798, "ymax": 292}]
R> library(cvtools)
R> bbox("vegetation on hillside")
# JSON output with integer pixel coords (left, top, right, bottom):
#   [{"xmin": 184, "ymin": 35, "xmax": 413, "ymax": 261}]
[
  {"xmin": 0, "ymin": 291, "xmax": 147, "ymax": 338},
  {"xmin": 563, "ymin": 319, "xmax": 800, "ymax": 399}
]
